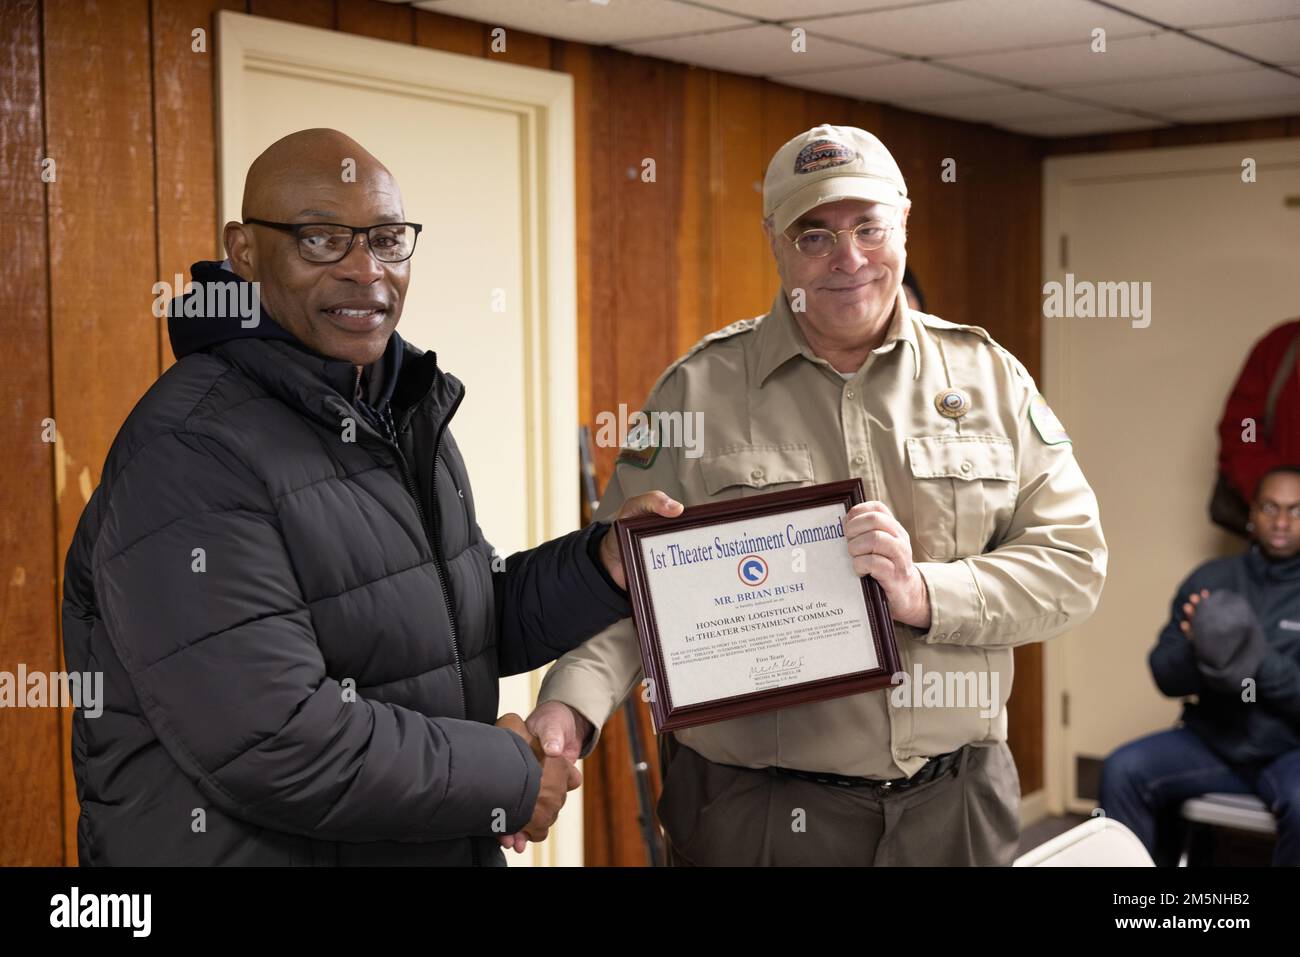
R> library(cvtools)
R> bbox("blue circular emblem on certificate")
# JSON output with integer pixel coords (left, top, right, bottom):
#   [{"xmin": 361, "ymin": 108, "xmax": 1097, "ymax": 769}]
[{"xmin": 737, "ymin": 555, "xmax": 769, "ymax": 587}]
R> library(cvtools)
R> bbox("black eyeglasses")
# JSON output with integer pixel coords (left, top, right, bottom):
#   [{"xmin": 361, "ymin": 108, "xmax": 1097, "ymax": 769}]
[{"xmin": 243, "ymin": 218, "xmax": 423, "ymax": 263}]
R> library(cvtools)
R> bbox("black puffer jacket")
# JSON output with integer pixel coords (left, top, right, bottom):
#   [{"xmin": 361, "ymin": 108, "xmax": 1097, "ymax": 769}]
[
  {"xmin": 1149, "ymin": 544, "xmax": 1300, "ymax": 768},
  {"xmin": 61, "ymin": 261, "xmax": 629, "ymax": 865}
]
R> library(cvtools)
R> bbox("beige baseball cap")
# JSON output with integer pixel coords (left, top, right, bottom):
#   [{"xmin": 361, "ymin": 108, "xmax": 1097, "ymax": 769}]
[{"xmin": 763, "ymin": 124, "xmax": 908, "ymax": 235}]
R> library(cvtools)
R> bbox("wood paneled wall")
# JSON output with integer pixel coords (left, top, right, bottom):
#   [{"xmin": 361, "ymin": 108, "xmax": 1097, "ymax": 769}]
[
  {"xmin": 4, "ymin": 0, "xmax": 1293, "ymax": 866},
  {"xmin": 1, "ymin": 0, "xmax": 62, "ymax": 868}
]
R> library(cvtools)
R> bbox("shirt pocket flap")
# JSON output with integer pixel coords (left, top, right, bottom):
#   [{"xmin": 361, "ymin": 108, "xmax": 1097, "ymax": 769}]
[
  {"xmin": 906, "ymin": 435, "xmax": 1015, "ymax": 481},
  {"xmin": 699, "ymin": 444, "xmax": 815, "ymax": 495}
]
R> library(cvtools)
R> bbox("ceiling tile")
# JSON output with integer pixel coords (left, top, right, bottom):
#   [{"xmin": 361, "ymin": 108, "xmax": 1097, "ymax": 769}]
[
  {"xmin": 892, "ymin": 88, "xmax": 1112, "ymax": 123},
  {"xmin": 810, "ymin": 0, "xmax": 1153, "ymax": 58},
  {"xmin": 414, "ymin": 0, "xmax": 749, "ymax": 44},
  {"xmin": 1160, "ymin": 93, "xmax": 1300, "ymax": 122},
  {"xmin": 1001, "ymin": 111, "xmax": 1168, "ymax": 136},
  {"xmin": 703, "ymin": 0, "xmax": 934, "ymax": 19},
  {"xmin": 618, "ymin": 24, "xmax": 892, "ymax": 76},
  {"xmin": 945, "ymin": 28, "xmax": 1249, "ymax": 86},
  {"xmin": 1099, "ymin": 0, "xmax": 1300, "ymax": 29},
  {"xmin": 777, "ymin": 58, "xmax": 1011, "ymax": 100},
  {"xmin": 1190, "ymin": 18, "xmax": 1300, "ymax": 65},
  {"xmin": 1065, "ymin": 67, "xmax": 1300, "ymax": 113}
]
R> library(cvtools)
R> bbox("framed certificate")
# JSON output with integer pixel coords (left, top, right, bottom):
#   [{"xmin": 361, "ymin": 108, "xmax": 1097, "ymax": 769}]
[{"xmin": 616, "ymin": 479, "xmax": 901, "ymax": 732}]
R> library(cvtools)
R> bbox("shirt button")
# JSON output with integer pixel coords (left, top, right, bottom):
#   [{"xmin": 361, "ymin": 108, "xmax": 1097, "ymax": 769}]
[
  {"xmin": 853, "ymin": 453, "xmax": 866, "ymax": 466},
  {"xmin": 751, "ymin": 467, "xmax": 765, "ymax": 481},
  {"xmin": 845, "ymin": 389, "xmax": 855, "ymax": 400},
  {"xmin": 960, "ymin": 461, "xmax": 973, "ymax": 474}
]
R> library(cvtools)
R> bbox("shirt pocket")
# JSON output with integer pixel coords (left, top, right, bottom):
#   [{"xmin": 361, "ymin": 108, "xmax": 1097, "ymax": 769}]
[
  {"xmin": 699, "ymin": 443, "xmax": 816, "ymax": 499},
  {"xmin": 905, "ymin": 435, "xmax": 1016, "ymax": 561}
]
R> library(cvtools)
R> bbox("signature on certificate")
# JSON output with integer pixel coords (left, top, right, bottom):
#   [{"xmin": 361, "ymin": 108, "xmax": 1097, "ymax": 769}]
[{"xmin": 750, "ymin": 654, "xmax": 805, "ymax": 676}]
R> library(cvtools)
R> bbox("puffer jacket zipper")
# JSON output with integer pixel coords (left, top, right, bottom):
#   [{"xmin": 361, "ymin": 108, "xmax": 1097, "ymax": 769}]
[
  {"xmin": 388, "ymin": 388, "xmax": 468, "ymax": 720},
  {"xmin": 369, "ymin": 365, "xmax": 481, "ymax": 864}
]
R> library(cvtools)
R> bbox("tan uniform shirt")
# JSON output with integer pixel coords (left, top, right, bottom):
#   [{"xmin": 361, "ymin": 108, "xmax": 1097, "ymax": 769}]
[{"xmin": 541, "ymin": 289, "xmax": 1107, "ymax": 778}]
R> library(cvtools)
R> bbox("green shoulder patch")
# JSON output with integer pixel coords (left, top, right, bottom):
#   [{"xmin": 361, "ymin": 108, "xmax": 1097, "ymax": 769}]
[
  {"xmin": 615, "ymin": 444, "xmax": 661, "ymax": 470},
  {"xmin": 1029, "ymin": 394, "xmax": 1071, "ymax": 445},
  {"xmin": 615, "ymin": 421, "xmax": 661, "ymax": 470}
]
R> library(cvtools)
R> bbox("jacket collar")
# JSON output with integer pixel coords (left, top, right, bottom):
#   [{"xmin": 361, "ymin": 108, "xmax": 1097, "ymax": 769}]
[
  {"xmin": 171, "ymin": 259, "xmax": 462, "ymax": 443},
  {"xmin": 752, "ymin": 285, "xmax": 920, "ymax": 386},
  {"xmin": 1244, "ymin": 542, "xmax": 1300, "ymax": 582},
  {"xmin": 356, "ymin": 328, "xmax": 404, "ymax": 412},
  {"xmin": 212, "ymin": 335, "xmax": 461, "ymax": 446}
]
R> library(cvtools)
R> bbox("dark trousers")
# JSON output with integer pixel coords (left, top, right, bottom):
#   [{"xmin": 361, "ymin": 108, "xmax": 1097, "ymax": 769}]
[
  {"xmin": 655, "ymin": 740, "xmax": 1021, "ymax": 866},
  {"xmin": 1098, "ymin": 727, "xmax": 1300, "ymax": 866}
]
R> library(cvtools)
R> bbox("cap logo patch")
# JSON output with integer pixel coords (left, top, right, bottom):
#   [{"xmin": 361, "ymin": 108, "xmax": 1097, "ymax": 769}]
[{"xmin": 794, "ymin": 139, "xmax": 858, "ymax": 174}]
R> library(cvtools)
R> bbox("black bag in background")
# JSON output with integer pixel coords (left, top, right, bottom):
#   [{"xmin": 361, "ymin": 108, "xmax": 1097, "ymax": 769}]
[{"xmin": 1209, "ymin": 472, "xmax": 1251, "ymax": 536}]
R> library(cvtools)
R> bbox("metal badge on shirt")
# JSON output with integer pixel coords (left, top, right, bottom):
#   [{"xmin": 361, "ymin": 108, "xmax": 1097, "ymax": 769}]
[{"xmin": 935, "ymin": 388, "xmax": 971, "ymax": 419}]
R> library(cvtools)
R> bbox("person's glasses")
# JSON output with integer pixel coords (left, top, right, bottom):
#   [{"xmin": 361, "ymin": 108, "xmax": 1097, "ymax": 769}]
[
  {"xmin": 243, "ymin": 219, "xmax": 423, "ymax": 263},
  {"xmin": 1258, "ymin": 502, "xmax": 1300, "ymax": 520},
  {"xmin": 785, "ymin": 220, "xmax": 895, "ymax": 258}
]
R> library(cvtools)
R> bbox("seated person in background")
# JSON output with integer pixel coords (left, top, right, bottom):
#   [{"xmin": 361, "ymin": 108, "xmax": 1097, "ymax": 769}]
[{"xmin": 1099, "ymin": 466, "xmax": 1300, "ymax": 866}]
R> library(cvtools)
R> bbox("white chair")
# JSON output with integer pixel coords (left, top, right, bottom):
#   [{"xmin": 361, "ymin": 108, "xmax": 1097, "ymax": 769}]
[
  {"xmin": 1180, "ymin": 793, "xmax": 1276, "ymax": 833},
  {"xmin": 1014, "ymin": 817, "xmax": 1154, "ymax": 867},
  {"xmin": 1178, "ymin": 793, "xmax": 1276, "ymax": 866}
]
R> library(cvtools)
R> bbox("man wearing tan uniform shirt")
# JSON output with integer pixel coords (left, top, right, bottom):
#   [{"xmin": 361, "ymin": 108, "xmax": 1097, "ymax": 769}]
[{"xmin": 523, "ymin": 125, "xmax": 1108, "ymax": 865}]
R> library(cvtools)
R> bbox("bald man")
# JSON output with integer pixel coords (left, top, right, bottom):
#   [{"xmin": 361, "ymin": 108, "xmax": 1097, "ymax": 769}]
[{"xmin": 61, "ymin": 129, "xmax": 678, "ymax": 866}]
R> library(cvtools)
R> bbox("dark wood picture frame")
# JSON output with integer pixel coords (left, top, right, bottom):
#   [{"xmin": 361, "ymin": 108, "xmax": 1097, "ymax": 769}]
[{"xmin": 615, "ymin": 479, "xmax": 901, "ymax": 732}]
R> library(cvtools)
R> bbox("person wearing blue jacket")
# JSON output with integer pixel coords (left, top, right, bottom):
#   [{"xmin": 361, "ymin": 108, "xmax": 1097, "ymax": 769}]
[{"xmin": 1100, "ymin": 465, "xmax": 1300, "ymax": 865}]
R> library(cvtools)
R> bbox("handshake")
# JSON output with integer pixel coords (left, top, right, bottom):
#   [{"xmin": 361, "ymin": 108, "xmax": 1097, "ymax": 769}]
[
  {"xmin": 493, "ymin": 701, "xmax": 595, "ymax": 853},
  {"xmin": 489, "ymin": 490, "xmax": 683, "ymax": 854}
]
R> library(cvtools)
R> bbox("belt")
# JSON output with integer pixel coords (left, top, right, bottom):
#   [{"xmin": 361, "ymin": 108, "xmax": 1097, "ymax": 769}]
[{"xmin": 770, "ymin": 746, "xmax": 967, "ymax": 794}]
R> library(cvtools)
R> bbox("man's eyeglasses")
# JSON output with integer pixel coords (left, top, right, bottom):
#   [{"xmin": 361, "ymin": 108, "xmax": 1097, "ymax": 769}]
[
  {"xmin": 784, "ymin": 220, "xmax": 896, "ymax": 258},
  {"xmin": 1258, "ymin": 501, "xmax": 1300, "ymax": 520},
  {"xmin": 243, "ymin": 219, "xmax": 423, "ymax": 264}
]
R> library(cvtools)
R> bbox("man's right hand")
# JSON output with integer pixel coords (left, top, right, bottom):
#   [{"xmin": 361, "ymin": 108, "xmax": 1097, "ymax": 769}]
[
  {"xmin": 494, "ymin": 712, "xmax": 580, "ymax": 853},
  {"xmin": 525, "ymin": 699, "xmax": 594, "ymax": 764}
]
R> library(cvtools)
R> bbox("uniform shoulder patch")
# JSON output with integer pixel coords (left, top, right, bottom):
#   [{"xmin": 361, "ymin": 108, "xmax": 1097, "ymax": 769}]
[
  {"xmin": 1029, "ymin": 394, "xmax": 1071, "ymax": 445},
  {"xmin": 614, "ymin": 419, "xmax": 661, "ymax": 470}
]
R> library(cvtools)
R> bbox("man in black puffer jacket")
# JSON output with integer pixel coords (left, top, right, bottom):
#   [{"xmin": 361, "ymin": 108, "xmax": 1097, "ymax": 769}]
[
  {"xmin": 1100, "ymin": 466, "xmax": 1300, "ymax": 866},
  {"xmin": 60, "ymin": 129, "xmax": 681, "ymax": 866}
]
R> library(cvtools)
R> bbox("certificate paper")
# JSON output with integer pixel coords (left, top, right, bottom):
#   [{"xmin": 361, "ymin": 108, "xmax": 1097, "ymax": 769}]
[
  {"xmin": 617, "ymin": 480, "xmax": 901, "ymax": 731},
  {"xmin": 640, "ymin": 502, "xmax": 876, "ymax": 707}
]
